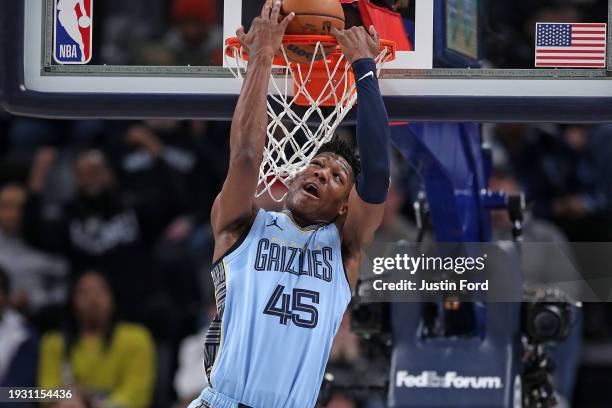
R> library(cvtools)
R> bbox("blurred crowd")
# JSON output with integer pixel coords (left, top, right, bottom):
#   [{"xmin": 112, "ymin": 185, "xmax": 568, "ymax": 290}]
[
  {"xmin": 87, "ymin": 0, "xmax": 223, "ymax": 66},
  {"xmin": 1, "ymin": 114, "xmax": 612, "ymax": 407},
  {"xmin": 0, "ymin": 117, "xmax": 231, "ymax": 407}
]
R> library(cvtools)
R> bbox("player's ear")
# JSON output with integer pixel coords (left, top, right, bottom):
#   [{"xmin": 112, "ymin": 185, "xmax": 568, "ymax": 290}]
[{"xmin": 338, "ymin": 201, "xmax": 349, "ymax": 218}]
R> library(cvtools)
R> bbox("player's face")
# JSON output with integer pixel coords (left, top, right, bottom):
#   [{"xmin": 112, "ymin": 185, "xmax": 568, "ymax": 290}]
[{"xmin": 285, "ymin": 153, "xmax": 354, "ymax": 224}]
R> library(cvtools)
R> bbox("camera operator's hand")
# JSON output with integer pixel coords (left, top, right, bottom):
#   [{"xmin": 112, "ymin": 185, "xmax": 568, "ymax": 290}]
[
  {"xmin": 332, "ymin": 25, "xmax": 380, "ymax": 63},
  {"xmin": 236, "ymin": 0, "xmax": 295, "ymax": 59}
]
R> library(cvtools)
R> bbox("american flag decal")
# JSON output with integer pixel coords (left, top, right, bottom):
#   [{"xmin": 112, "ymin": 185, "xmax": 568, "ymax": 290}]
[{"xmin": 535, "ymin": 23, "xmax": 607, "ymax": 68}]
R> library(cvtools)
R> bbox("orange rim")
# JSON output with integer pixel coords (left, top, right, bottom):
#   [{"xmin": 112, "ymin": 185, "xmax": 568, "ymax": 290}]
[{"xmin": 225, "ymin": 34, "xmax": 396, "ymax": 66}]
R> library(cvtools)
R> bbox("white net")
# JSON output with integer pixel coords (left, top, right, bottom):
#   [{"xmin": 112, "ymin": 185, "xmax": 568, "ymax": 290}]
[{"xmin": 224, "ymin": 38, "xmax": 392, "ymax": 202}]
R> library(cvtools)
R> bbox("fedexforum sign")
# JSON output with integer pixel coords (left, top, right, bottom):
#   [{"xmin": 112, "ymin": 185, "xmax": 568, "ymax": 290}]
[{"xmin": 396, "ymin": 371, "xmax": 503, "ymax": 389}]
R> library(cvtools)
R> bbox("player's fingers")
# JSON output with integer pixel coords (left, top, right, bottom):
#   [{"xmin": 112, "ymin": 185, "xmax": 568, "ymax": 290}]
[
  {"xmin": 368, "ymin": 25, "xmax": 380, "ymax": 49},
  {"xmin": 360, "ymin": 25, "xmax": 371, "ymax": 41},
  {"xmin": 279, "ymin": 11, "xmax": 295, "ymax": 30},
  {"xmin": 236, "ymin": 25, "xmax": 246, "ymax": 40},
  {"xmin": 331, "ymin": 27, "xmax": 343, "ymax": 38},
  {"xmin": 342, "ymin": 26, "xmax": 354, "ymax": 40},
  {"xmin": 369, "ymin": 25, "xmax": 379, "ymax": 41},
  {"xmin": 270, "ymin": 0, "xmax": 282, "ymax": 23},
  {"xmin": 261, "ymin": 1, "xmax": 271, "ymax": 19}
]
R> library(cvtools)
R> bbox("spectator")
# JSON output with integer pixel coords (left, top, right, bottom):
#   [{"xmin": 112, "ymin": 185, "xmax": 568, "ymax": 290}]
[
  {"xmin": 0, "ymin": 266, "xmax": 39, "ymax": 404},
  {"xmin": 24, "ymin": 148, "xmax": 161, "ymax": 322},
  {"xmin": 135, "ymin": 0, "xmax": 222, "ymax": 66},
  {"xmin": 0, "ymin": 183, "xmax": 68, "ymax": 322},
  {"xmin": 110, "ymin": 120, "xmax": 227, "ymax": 239},
  {"xmin": 38, "ymin": 271, "xmax": 155, "ymax": 408},
  {"xmin": 493, "ymin": 124, "xmax": 608, "ymax": 241},
  {"xmin": 109, "ymin": 120, "xmax": 231, "ymax": 335}
]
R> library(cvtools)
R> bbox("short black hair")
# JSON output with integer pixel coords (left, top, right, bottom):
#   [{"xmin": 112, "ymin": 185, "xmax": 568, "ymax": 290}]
[
  {"xmin": 315, "ymin": 138, "xmax": 361, "ymax": 179},
  {"xmin": 0, "ymin": 265, "xmax": 10, "ymax": 296}
]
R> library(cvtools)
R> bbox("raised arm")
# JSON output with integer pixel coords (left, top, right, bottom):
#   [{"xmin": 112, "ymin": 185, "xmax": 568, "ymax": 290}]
[
  {"xmin": 333, "ymin": 26, "xmax": 391, "ymax": 284},
  {"xmin": 211, "ymin": 1, "xmax": 294, "ymax": 260}
]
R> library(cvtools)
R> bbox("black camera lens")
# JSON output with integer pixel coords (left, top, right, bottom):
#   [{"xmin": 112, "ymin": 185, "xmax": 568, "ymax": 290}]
[{"xmin": 532, "ymin": 306, "xmax": 563, "ymax": 340}]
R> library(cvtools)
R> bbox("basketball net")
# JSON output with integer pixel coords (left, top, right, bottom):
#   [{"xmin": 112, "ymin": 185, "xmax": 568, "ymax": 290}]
[{"xmin": 224, "ymin": 35, "xmax": 395, "ymax": 202}]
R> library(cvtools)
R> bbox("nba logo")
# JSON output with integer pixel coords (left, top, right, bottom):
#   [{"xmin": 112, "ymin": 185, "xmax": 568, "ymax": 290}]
[{"xmin": 53, "ymin": 0, "xmax": 93, "ymax": 64}]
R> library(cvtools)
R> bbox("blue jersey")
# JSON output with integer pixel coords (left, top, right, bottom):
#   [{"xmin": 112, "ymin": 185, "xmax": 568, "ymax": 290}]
[{"xmin": 200, "ymin": 209, "xmax": 352, "ymax": 408}]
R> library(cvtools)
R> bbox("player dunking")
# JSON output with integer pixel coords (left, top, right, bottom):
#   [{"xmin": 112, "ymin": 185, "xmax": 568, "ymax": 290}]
[{"xmin": 189, "ymin": 1, "xmax": 391, "ymax": 407}]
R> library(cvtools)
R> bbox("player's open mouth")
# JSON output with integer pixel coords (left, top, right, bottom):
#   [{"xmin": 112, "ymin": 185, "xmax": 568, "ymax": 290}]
[{"xmin": 303, "ymin": 182, "xmax": 320, "ymax": 199}]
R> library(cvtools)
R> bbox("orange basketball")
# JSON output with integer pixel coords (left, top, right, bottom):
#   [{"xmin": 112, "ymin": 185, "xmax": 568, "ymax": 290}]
[{"xmin": 279, "ymin": 0, "xmax": 345, "ymax": 63}]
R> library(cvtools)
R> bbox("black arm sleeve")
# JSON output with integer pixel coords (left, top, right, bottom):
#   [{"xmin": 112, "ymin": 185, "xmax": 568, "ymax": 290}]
[{"xmin": 352, "ymin": 58, "xmax": 391, "ymax": 204}]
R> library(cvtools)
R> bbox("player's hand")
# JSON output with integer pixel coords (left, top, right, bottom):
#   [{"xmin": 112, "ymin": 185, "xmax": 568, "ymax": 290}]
[
  {"xmin": 236, "ymin": 0, "xmax": 295, "ymax": 59},
  {"xmin": 332, "ymin": 25, "xmax": 380, "ymax": 63}
]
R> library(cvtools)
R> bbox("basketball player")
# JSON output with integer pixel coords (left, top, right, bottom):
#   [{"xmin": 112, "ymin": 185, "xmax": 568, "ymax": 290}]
[
  {"xmin": 189, "ymin": 1, "xmax": 391, "ymax": 407},
  {"xmin": 57, "ymin": 0, "xmax": 88, "ymax": 62}
]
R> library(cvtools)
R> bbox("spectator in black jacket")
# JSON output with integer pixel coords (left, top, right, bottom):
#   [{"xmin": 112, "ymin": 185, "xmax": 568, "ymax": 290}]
[{"xmin": 24, "ymin": 148, "xmax": 162, "ymax": 324}]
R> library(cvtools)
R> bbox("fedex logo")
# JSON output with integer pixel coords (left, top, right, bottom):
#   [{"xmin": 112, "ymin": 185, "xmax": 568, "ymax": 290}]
[{"xmin": 53, "ymin": 0, "xmax": 93, "ymax": 64}]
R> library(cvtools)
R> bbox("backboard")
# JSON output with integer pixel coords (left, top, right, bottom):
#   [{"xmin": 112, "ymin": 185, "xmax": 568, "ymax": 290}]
[{"xmin": 1, "ymin": 0, "xmax": 612, "ymax": 122}]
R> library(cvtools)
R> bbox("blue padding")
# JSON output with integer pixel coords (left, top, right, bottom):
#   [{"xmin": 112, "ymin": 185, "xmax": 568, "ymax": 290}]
[
  {"xmin": 391, "ymin": 123, "xmax": 491, "ymax": 242},
  {"xmin": 388, "ymin": 244, "xmax": 523, "ymax": 408}
]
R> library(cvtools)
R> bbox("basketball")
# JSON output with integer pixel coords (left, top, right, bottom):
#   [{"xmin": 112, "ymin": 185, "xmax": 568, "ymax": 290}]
[{"xmin": 279, "ymin": 0, "xmax": 345, "ymax": 63}]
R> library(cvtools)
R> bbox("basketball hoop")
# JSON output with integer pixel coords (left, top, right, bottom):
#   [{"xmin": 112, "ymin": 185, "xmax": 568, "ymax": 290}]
[{"xmin": 224, "ymin": 34, "xmax": 396, "ymax": 202}]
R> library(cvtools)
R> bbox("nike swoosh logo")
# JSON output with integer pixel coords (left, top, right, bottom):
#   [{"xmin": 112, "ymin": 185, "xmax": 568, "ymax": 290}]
[{"xmin": 358, "ymin": 71, "xmax": 375, "ymax": 82}]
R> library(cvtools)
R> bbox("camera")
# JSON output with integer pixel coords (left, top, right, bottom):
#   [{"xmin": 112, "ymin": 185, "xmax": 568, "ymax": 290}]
[
  {"xmin": 521, "ymin": 288, "xmax": 580, "ymax": 407},
  {"xmin": 522, "ymin": 288, "xmax": 574, "ymax": 344}
]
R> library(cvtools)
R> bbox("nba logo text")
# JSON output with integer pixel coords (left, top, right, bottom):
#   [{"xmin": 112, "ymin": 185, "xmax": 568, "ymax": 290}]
[{"xmin": 53, "ymin": 0, "xmax": 93, "ymax": 64}]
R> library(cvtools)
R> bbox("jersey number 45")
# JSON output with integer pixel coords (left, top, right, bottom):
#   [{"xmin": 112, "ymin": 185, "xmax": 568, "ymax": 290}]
[{"xmin": 263, "ymin": 285, "xmax": 319, "ymax": 329}]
